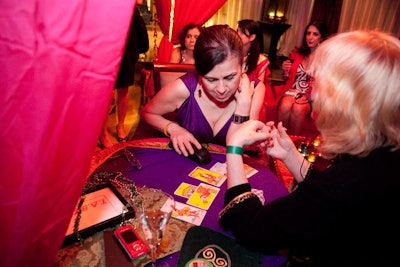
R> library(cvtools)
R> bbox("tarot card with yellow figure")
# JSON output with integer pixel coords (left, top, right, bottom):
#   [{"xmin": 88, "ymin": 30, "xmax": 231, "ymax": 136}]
[
  {"xmin": 186, "ymin": 183, "xmax": 219, "ymax": 210},
  {"xmin": 188, "ymin": 167, "xmax": 226, "ymax": 187},
  {"xmin": 210, "ymin": 162, "xmax": 258, "ymax": 178},
  {"xmin": 174, "ymin": 182, "xmax": 197, "ymax": 198},
  {"xmin": 162, "ymin": 199, "xmax": 206, "ymax": 225}
]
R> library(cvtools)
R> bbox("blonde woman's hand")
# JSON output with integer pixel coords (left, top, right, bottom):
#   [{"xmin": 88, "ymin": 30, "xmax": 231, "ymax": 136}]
[{"xmin": 265, "ymin": 122, "xmax": 298, "ymax": 161}]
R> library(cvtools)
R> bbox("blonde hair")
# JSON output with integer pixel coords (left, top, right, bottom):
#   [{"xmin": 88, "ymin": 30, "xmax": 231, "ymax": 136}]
[{"xmin": 310, "ymin": 30, "xmax": 400, "ymax": 159}]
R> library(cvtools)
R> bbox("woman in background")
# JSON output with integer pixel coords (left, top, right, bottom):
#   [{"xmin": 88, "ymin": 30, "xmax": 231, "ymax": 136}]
[
  {"xmin": 237, "ymin": 19, "xmax": 270, "ymax": 83},
  {"xmin": 277, "ymin": 20, "xmax": 329, "ymax": 135},
  {"xmin": 169, "ymin": 23, "xmax": 204, "ymax": 64},
  {"xmin": 99, "ymin": 0, "xmax": 149, "ymax": 147},
  {"xmin": 237, "ymin": 19, "xmax": 271, "ymax": 124}
]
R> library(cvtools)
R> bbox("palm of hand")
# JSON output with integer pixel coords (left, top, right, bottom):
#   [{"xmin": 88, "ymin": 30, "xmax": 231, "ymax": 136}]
[{"xmin": 266, "ymin": 132, "xmax": 293, "ymax": 161}]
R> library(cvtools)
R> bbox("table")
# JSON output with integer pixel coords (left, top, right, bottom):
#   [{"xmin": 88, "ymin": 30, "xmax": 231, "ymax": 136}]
[{"xmin": 57, "ymin": 138, "xmax": 289, "ymax": 266}]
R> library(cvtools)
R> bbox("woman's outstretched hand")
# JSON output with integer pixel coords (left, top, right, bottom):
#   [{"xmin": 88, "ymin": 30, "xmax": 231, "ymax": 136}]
[
  {"xmin": 265, "ymin": 121, "xmax": 298, "ymax": 162},
  {"xmin": 226, "ymin": 120, "xmax": 272, "ymax": 147}
]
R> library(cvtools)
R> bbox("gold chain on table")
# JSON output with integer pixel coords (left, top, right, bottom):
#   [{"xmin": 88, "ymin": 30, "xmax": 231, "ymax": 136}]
[{"xmin": 73, "ymin": 171, "xmax": 138, "ymax": 244}]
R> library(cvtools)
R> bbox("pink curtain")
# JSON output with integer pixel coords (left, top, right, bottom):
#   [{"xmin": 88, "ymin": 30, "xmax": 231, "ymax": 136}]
[
  {"xmin": 154, "ymin": 0, "xmax": 227, "ymax": 62},
  {"xmin": 0, "ymin": 0, "xmax": 136, "ymax": 266}
]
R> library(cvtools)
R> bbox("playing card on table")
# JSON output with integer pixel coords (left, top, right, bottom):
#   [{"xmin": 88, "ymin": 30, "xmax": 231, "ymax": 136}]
[
  {"xmin": 174, "ymin": 182, "xmax": 197, "ymax": 198},
  {"xmin": 209, "ymin": 162, "xmax": 227, "ymax": 177},
  {"xmin": 244, "ymin": 163, "xmax": 259, "ymax": 178},
  {"xmin": 209, "ymin": 162, "xmax": 258, "ymax": 178},
  {"xmin": 186, "ymin": 183, "xmax": 219, "ymax": 210},
  {"xmin": 163, "ymin": 199, "xmax": 206, "ymax": 226},
  {"xmin": 188, "ymin": 167, "xmax": 226, "ymax": 187}
]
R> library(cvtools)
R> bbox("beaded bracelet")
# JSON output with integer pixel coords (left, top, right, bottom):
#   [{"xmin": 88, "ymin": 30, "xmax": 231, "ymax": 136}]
[{"xmin": 226, "ymin": 146, "xmax": 244, "ymax": 155}]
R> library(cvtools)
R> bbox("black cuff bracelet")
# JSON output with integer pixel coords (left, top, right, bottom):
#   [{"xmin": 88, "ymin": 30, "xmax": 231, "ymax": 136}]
[{"xmin": 232, "ymin": 114, "xmax": 250, "ymax": 124}]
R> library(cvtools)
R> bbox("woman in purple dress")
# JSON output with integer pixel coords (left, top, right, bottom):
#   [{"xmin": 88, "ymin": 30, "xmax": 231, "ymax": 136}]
[{"xmin": 141, "ymin": 25, "xmax": 265, "ymax": 157}]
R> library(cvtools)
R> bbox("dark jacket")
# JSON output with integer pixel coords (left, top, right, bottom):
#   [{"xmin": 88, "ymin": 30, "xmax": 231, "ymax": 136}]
[{"xmin": 220, "ymin": 147, "xmax": 400, "ymax": 266}]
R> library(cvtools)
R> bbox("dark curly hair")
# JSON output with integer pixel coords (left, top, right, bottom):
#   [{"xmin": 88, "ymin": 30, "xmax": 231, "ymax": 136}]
[
  {"xmin": 179, "ymin": 23, "xmax": 204, "ymax": 49},
  {"xmin": 298, "ymin": 20, "xmax": 330, "ymax": 56}
]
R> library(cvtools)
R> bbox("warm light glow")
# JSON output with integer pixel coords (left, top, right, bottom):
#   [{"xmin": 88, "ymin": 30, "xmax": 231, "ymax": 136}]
[
  {"xmin": 269, "ymin": 12, "xmax": 275, "ymax": 17},
  {"xmin": 204, "ymin": 19, "xmax": 215, "ymax": 27},
  {"xmin": 276, "ymin": 12, "xmax": 284, "ymax": 17},
  {"xmin": 312, "ymin": 136, "xmax": 321, "ymax": 147},
  {"xmin": 307, "ymin": 153, "xmax": 316, "ymax": 163}
]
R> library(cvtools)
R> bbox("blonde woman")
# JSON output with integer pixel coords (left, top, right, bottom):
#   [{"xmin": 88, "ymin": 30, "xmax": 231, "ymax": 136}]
[{"xmin": 220, "ymin": 30, "xmax": 400, "ymax": 266}]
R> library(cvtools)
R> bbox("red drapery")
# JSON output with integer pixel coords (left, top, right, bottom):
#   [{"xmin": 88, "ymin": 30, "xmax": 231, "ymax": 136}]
[
  {"xmin": 154, "ymin": 0, "xmax": 227, "ymax": 62},
  {"xmin": 0, "ymin": 0, "xmax": 136, "ymax": 266}
]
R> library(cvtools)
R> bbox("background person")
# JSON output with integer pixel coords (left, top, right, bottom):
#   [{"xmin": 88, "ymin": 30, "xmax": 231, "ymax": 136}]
[
  {"xmin": 141, "ymin": 25, "xmax": 265, "ymax": 157},
  {"xmin": 99, "ymin": 0, "xmax": 149, "ymax": 147},
  {"xmin": 169, "ymin": 23, "xmax": 204, "ymax": 64},
  {"xmin": 237, "ymin": 19, "xmax": 270, "ymax": 83},
  {"xmin": 237, "ymin": 19, "xmax": 272, "ymax": 125},
  {"xmin": 276, "ymin": 20, "xmax": 329, "ymax": 135},
  {"xmin": 219, "ymin": 30, "xmax": 400, "ymax": 266}
]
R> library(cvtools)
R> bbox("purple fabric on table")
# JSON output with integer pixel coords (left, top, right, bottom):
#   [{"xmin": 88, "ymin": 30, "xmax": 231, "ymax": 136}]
[{"xmin": 95, "ymin": 146, "xmax": 288, "ymax": 267}]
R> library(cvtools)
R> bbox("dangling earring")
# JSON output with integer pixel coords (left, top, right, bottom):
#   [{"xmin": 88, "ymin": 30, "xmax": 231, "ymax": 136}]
[{"xmin": 198, "ymin": 84, "xmax": 202, "ymax": 98}]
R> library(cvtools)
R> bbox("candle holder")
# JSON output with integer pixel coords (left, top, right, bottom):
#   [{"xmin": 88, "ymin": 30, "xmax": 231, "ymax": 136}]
[
  {"xmin": 297, "ymin": 135, "xmax": 322, "ymax": 163},
  {"xmin": 262, "ymin": 0, "xmax": 288, "ymax": 24}
]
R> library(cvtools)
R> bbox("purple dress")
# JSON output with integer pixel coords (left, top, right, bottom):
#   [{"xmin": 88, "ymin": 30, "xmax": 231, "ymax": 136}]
[{"xmin": 176, "ymin": 72, "xmax": 259, "ymax": 146}]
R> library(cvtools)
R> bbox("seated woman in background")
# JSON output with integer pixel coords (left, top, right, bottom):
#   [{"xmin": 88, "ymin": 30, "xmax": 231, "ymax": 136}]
[
  {"xmin": 169, "ymin": 23, "xmax": 204, "ymax": 64},
  {"xmin": 141, "ymin": 25, "xmax": 265, "ymax": 157},
  {"xmin": 220, "ymin": 30, "xmax": 400, "ymax": 266},
  {"xmin": 237, "ymin": 19, "xmax": 271, "ymax": 123},
  {"xmin": 277, "ymin": 20, "xmax": 329, "ymax": 135}
]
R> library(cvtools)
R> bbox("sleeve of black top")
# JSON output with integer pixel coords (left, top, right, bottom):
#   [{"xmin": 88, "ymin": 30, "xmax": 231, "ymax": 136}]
[{"xmin": 224, "ymin": 183, "xmax": 252, "ymax": 206}]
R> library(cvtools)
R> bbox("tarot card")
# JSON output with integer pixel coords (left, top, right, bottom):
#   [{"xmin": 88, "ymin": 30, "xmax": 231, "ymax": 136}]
[
  {"xmin": 188, "ymin": 167, "xmax": 226, "ymax": 187},
  {"xmin": 162, "ymin": 199, "xmax": 206, "ymax": 226},
  {"xmin": 209, "ymin": 162, "xmax": 227, "ymax": 177},
  {"xmin": 244, "ymin": 163, "xmax": 259, "ymax": 178},
  {"xmin": 209, "ymin": 162, "xmax": 258, "ymax": 179},
  {"xmin": 174, "ymin": 182, "xmax": 197, "ymax": 198},
  {"xmin": 186, "ymin": 183, "xmax": 219, "ymax": 210}
]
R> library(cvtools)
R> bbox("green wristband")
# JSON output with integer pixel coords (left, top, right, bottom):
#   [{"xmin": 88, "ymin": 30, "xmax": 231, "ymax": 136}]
[{"xmin": 226, "ymin": 146, "xmax": 244, "ymax": 155}]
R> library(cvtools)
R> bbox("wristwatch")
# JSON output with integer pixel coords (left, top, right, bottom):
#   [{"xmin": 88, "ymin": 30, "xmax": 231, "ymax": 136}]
[{"xmin": 232, "ymin": 114, "xmax": 250, "ymax": 124}]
